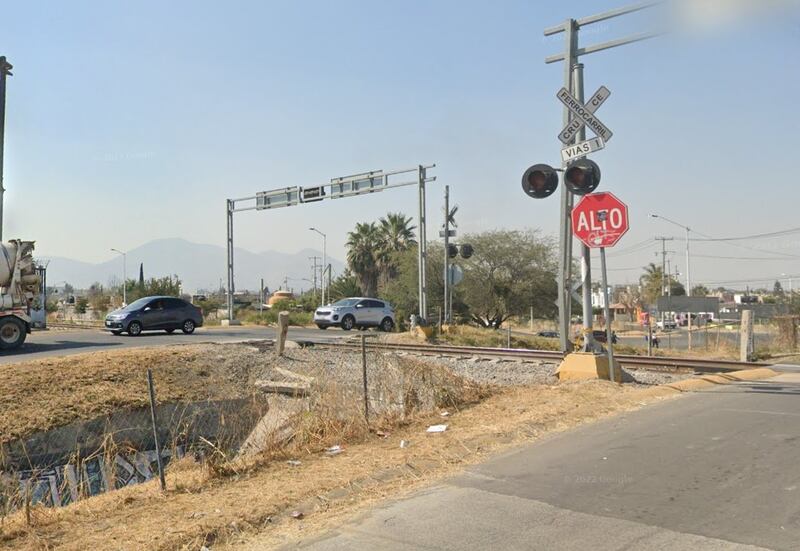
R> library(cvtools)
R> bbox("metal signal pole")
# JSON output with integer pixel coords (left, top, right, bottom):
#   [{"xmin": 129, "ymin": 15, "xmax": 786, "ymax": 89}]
[
  {"xmin": 418, "ymin": 165, "xmax": 429, "ymax": 321},
  {"xmin": 544, "ymin": 2, "xmax": 660, "ymax": 352},
  {"xmin": 443, "ymin": 185, "xmax": 450, "ymax": 324}
]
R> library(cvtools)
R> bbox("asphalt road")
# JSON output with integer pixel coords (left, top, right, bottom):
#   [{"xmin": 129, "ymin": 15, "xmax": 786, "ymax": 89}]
[
  {"xmin": 0, "ymin": 325, "xmax": 346, "ymax": 365},
  {"xmin": 298, "ymin": 374, "xmax": 800, "ymax": 551}
]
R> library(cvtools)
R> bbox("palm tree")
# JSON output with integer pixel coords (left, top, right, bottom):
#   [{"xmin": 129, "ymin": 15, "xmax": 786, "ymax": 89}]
[
  {"xmin": 346, "ymin": 222, "xmax": 381, "ymax": 297},
  {"xmin": 377, "ymin": 213, "xmax": 417, "ymax": 283}
]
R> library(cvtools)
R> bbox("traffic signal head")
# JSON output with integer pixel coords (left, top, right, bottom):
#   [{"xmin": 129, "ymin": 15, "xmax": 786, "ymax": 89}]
[
  {"xmin": 447, "ymin": 244, "xmax": 459, "ymax": 258},
  {"xmin": 459, "ymin": 244, "xmax": 473, "ymax": 259},
  {"xmin": 564, "ymin": 159, "xmax": 601, "ymax": 195},
  {"xmin": 522, "ymin": 164, "xmax": 558, "ymax": 199}
]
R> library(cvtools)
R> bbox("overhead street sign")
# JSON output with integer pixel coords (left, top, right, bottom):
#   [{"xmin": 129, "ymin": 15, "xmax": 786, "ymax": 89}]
[
  {"xmin": 561, "ymin": 137, "xmax": 605, "ymax": 163},
  {"xmin": 557, "ymin": 87, "xmax": 613, "ymax": 144},
  {"xmin": 256, "ymin": 187, "xmax": 300, "ymax": 210},
  {"xmin": 559, "ymin": 86, "xmax": 610, "ymax": 144},
  {"xmin": 301, "ymin": 186, "xmax": 325, "ymax": 203},
  {"xmin": 571, "ymin": 192, "xmax": 629, "ymax": 249}
]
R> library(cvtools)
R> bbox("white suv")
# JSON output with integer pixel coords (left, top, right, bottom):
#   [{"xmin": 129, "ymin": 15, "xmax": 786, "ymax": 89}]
[{"xmin": 314, "ymin": 298, "xmax": 395, "ymax": 332}]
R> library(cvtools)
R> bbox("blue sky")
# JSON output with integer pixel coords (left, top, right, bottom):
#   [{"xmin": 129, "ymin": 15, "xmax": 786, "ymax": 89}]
[{"xmin": 2, "ymin": 0, "xmax": 799, "ymax": 289}]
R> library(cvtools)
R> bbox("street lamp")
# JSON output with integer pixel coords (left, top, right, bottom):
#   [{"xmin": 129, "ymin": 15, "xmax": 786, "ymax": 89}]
[
  {"xmin": 650, "ymin": 213, "xmax": 693, "ymax": 349},
  {"xmin": 309, "ymin": 227, "xmax": 327, "ymax": 306},
  {"xmin": 110, "ymin": 248, "xmax": 127, "ymax": 305}
]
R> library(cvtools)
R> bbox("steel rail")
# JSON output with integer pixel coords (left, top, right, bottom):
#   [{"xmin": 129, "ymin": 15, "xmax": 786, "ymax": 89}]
[{"xmin": 320, "ymin": 339, "xmax": 769, "ymax": 374}]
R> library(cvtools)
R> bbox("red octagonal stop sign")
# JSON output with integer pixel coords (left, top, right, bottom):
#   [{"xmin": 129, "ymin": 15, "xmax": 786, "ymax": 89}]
[{"xmin": 571, "ymin": 192, "xmax": 629, "ymax": 248}]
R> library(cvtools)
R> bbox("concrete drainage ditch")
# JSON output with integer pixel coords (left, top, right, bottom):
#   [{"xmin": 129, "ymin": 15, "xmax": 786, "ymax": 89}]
[{"xmin": 1, "ymin": 396, "xmax": 268, "ymax": 508}]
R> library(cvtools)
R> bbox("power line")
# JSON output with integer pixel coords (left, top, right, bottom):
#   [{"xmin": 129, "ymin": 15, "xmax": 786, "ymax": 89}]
[{"xmin": 689, "ymin": 226, "xmax": 800, "ymax": 242}]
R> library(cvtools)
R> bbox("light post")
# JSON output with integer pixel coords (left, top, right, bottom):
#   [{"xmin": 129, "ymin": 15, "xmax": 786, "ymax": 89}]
[
  {"xmin": 309, "ymin": 227, "xmax": 327, "ymax": 306},
  {"xmin": 650, "ymin": 213, "xmax": 692, "ymax": 349},
  {"xmin": 0, "ymin": 56, "xmax": 13, "ymax": 242},
  {"xmin": 110, "ymin": 248, "xmax": 127, "ymax": 305}
]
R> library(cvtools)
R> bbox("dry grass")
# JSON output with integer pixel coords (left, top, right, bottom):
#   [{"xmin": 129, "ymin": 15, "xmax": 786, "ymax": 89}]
[
  {"xmin": 0, "ymin": 345, "xmax": 264, "ymax": 444},
  {"xmin": 0, "ymin": 379, "xmax": 679, "ymax": 550}
]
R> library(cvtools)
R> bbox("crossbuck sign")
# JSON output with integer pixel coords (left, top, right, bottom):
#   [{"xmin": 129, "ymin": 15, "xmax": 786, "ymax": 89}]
[{"xmin": 557, "ymin": 85, "xmax": 613, "ymax": 162}]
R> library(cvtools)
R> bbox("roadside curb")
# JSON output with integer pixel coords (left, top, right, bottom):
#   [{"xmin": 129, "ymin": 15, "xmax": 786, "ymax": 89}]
[{"xmin": 659, "ymin": 368, "xmax": 779, "ymax": 393}]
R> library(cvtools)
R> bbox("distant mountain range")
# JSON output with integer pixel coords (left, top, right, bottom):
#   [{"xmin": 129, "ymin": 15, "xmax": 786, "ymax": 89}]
[{"xmin": 39, "ymin": 238, "xmax": 345, "ymax": 293}]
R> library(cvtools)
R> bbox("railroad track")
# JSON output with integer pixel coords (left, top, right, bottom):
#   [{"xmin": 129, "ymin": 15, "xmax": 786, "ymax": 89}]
[
  {"xmin": 323, "ymin": 339, "xmax": 770, "ymax": 374},
  {"xmin": 45, "ymin": 321, "xmax": 104, "ymax": 330}
]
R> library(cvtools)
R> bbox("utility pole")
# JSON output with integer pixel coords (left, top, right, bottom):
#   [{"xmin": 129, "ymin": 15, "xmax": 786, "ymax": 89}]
[
  {"xmin": 309, "ymin": 256, "xmax": 320, "ymax": 301},
  {"xmin": 573, "ymin": 62, "xmax": 598, "ymax": 352},
  {"xmin": 545, "ymin": 3, "xmax": 659, "ymax": 352},
  {"xmin": 0, "ymin": 57, "xmax": 12, "ymax": 242},
  {"xmin": 651, "ymin": 214, "xmax": 692, "ymax": 349},
  {"xmin": 654, "ymin": 237, "xmax": 674, "ymax": 296}
]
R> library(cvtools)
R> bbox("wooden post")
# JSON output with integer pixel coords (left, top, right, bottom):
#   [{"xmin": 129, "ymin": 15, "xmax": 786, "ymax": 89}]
[
  {"xmin": 146, "ymin": 369, "xmax": 166, "ymax": 492},
  {"xmin": 277, "ymin": 311, "xmax": 289, "ymax": 356},
  {"xmin": 361, "ymin": 334, "xmax": 369, "ymax": 423},
  {"xmin": 740, "ymin": 310, "xmax": 754, "ymax": 362}
]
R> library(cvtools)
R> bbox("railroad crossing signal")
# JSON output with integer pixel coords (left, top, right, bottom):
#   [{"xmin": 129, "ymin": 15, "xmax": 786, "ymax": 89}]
[
  {"xmin": 564, "ymin": 158, "xmax": 601, "ymax": 195},
  {"xmin": 557, "ymin": 86, "xmax": 614, "ymax": 144},
  {"xmin": 521, "ymin": 164, "xmax": 559, "ymax": 199},
  {"xmin": 558, "ymin": 86, "xmax": 611, "ymax": 144}
]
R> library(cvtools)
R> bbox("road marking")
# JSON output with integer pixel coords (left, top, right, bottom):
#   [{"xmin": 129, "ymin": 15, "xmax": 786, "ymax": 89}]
[{"xmin": 718, "ymin": 408, "xmax": 800, "ymax": 417}]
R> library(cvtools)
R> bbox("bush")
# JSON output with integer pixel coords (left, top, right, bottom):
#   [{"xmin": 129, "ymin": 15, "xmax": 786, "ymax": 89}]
[{"xmin": 238, "ymin": 308, "xmax": 312, "ymax": 327}]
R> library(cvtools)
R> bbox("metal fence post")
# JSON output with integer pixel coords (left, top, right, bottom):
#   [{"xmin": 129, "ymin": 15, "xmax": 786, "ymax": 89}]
[{"xmin": 146, "ymin": 369, "xmax": 166, "ymax": 491}]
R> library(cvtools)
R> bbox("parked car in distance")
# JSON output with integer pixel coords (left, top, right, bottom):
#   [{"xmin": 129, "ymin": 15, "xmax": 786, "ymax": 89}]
[
  {"xmin": 537, "ymin": 330, "xmax": 559, "ymax": 339},
  {"xmin": 105, "ymin": 296, "xmax": 203, "ymax": 336},
  {"xmin": 314, "ymin": 298, "xmax": 395, "ymax": 331},
  {"xmin": 657, "ymin": 319, "xmax": 678, "ymax": 330}
]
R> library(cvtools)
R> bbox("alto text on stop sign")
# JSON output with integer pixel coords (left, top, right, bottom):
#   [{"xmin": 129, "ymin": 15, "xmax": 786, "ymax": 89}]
[{"xmin": 571, "ymin": 192, "xmax": 629, "ymax": 248}]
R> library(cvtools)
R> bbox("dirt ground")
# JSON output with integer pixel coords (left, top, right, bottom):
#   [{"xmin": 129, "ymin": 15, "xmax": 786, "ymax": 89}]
[{"xmin": 0, "ymin": 377, "xmax": 680, "ymax": 550}]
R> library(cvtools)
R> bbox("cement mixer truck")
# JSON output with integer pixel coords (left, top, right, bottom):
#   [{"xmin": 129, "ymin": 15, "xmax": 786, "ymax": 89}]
[{"xmin": 0, "ymin": 240, "xmax": 40, "ymax": 349}]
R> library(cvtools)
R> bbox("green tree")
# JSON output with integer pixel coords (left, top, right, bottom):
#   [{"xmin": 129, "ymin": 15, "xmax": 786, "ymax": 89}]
[
  {"xmin": 328, "ymin": 272, "xmax": 362, "ymax": 302},
  {"xmin": 460, "ymin": 230, "xmax": 557, "ymax": 328},
  {"xmin": 125, "ymin": 275, "xmax": 182, "ymax": 303},
  {"xmin": 87, "ymin": 282, "xmax": 111, "ymax": 316},
  {"xmin": 377, "ymin": 212, "xmax": 416, "ymax": 283},
  {"xmin": 75, "ymin": 297, "xmax": 88, "ymax": 314},
  {"xmin": 346, "ymin": 222, "xmax": 381, "ymax": 297},
  {"xmin": 774, "ymin": 280, "xmax": 785, "ymax": 297},
  {"xmin": 640, "ymin": 263, "xmax": 665, "ymax": 305},
  {"xmin": 382, "ymin": 243, "xmax": 448, "ymax": 326},
  {"xmin": 640, "ymin": 264, "xmax": 684, "ymax": 304},
  {"xmin": 691, "ymin": 284, "xmax": 710, "ymax": 297}
]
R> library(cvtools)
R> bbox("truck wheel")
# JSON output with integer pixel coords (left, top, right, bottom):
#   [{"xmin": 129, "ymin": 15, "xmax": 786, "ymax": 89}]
[
  {"xmin": 127, "ymin": 321, "xmax": 143, "ymax": 336},
  {"xmin": 0, "ymin": 317, "xmax": 26, "ymax": 349}
]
